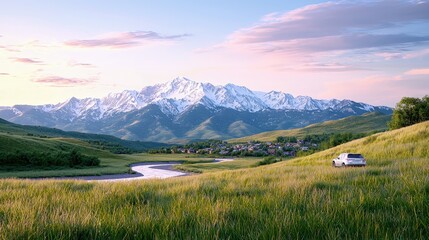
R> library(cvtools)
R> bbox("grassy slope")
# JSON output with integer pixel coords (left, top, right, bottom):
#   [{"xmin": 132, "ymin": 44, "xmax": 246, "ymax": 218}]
[
  {"xmin": 229, "ymin": 112, "xmax": 391, "ymax": 143},
  {"xmin": 174, "ymin": 157, "xmax": 263, "ymax": 173},
  {"xmin": 0, "ymin": 130, "xmax": 211, "ymax": 178},
  {"xmin": 0, "ymin": 118, "xmax": 204, "ymax": 178},
  {"xmin": 0, "ymin": 118, "xmax": 168, "ymax": 151},
  {"xmin": 0, "ymin": 121, "xmax": 427, "ymax": 239}
]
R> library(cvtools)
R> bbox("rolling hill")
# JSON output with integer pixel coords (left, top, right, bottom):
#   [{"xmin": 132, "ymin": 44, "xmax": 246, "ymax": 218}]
[
  {"xmin": 0, "ymin": 121, "xmax": 427, "ymax": 238},
  {"xmin": 0, "ymin": 127, "xmax": 205, "ymax": 178},
  {"xmin": 0, "ymin": 118, "xmax": 168, "ymax": 152},
  {"xmin": 0, "ymin": 117, "xmax": 171, "ymax": 178},
  {"xmin": 229, "ymin": 111, "xmax": 391, "ymax": 142}
]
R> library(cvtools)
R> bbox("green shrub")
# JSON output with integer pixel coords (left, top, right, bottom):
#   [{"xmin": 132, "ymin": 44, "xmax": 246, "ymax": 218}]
[
  {"xmin": 389, "ymin": 95, "xmax": 429, "ymax": 130},
  {"xmin": 0, "ymin": 149, "xmax": 100, "ymax": 167},
  {"xmin": 256, "ymin": 156, "xmax": 280, "ymax": 166}
]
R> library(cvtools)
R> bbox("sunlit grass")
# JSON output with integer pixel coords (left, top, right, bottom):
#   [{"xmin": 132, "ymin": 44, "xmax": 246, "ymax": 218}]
[
  {"xmin": 174, "ymin": 157, "xmax": 262, "ymax": 173},
  {"xmin": 229, "ymin": 112, "xmax": 391, "ymax": 143}
]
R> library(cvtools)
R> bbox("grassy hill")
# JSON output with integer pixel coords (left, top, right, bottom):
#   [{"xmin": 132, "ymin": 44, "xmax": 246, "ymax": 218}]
[
  {"xmin": 0, "ymin": 118, "xmax": 203, "ymax": 178},
  {"xmin": 229, "ymin": 112, "xmax": 391, "ymax": 142},
  {"xmin": 0, "ymin": 118, "xmax": 168, "ymax": 153},
  {"xmin": 0, "ymin": 121, "xmax": 427, "ymax": 239},
  {"xmin": 0, "ymin": 129, "xmax": 210, "ymax": 178}
]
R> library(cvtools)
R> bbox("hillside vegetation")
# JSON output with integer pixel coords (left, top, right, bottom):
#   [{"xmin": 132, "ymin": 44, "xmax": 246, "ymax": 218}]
[
  {"xmin": 0, "ymin": 131, "xmax": 209, "ymax": 178},
  {"xmin": 0, "ymin": 118, "xmax": 168, "ymax": 153},
  {"xmin": 229, "ymin": 112, "xmax": 391, "ymax": 143},
  {"xmin": 0, "ymin": 119, "xmax": 209, "ymax": 178},
  {"xmin": 389, "ymin": 95, "xmax": 429, "ymax": 130},
  {"xmin": 0, "ymin": 121, "xmax": 427, "ymax": 239}
]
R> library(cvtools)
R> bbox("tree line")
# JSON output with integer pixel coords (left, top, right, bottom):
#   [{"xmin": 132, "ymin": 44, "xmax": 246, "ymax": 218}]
[
  {"xmin": 0, "ymin": 149, "xmax": 100, "ymax": 167},
  {"xmin": 389, "ymin": 96, "xmax": 429, "ymax": 130}
]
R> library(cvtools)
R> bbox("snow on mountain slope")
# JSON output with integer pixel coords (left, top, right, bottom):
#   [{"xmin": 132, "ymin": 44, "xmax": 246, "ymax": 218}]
[{"xmin": 1, "ymin": 77, "xmax": 390, "ymax": 120}]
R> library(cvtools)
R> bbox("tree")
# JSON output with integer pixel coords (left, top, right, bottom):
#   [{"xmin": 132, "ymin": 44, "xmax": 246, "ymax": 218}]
[{"xmin": 389, "ymin": 96, "xmax": 429, "ymax": 130}]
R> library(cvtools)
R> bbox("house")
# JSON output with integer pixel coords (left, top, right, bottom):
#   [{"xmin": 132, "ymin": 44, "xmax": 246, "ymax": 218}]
[
  {"xmin": 219, "ymin": 150, "xmax": 229, "ymax": 155},
  {"xmin": 267, "ymin": 148, "xmax": 276, "ymax": 155},
  {"xmin": 187, "ymin": 148, "xmax": 195, "ymax": 154},
  {"xmin": 283, "ymin": 151, "xmax": 296, "ymax": 157}
]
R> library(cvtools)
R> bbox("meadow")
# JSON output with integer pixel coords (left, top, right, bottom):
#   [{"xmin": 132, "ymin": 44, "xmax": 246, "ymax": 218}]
[
  {"xmin": 174, "ymin": 157, "xmax": 263, "ymax": 173},
  {"xmin": 0, "ymin": 138, "xmax": 212, "ymax": 178},
  {"xmin": 0, "ymin": 121, "xmax": 428, "ymax": 239},
  {"xmin": 0, "ymin": 119, "xmax": 185, "ymax": 178},
  {"xmin": 230, "ymin": 112, "xmax": 391, "ymax": 143}
]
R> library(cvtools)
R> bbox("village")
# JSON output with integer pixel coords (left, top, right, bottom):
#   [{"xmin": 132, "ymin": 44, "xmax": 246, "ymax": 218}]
[{"xmin": 149, "ymin": 139, "xmax": 319, "ymax": 157}]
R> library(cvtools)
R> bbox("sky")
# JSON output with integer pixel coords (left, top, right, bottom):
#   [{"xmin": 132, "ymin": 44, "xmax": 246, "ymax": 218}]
[{"xmin": 1, "ymin": 0, "xmax": 428, "ymax": 107}]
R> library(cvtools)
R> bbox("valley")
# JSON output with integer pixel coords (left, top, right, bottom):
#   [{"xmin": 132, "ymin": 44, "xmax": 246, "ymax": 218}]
[
  {"xmin": 0, "ymin": 117, "xmax": 211, "ymax": 178},
  {"xmin": 2, "ymin": 1, "xmax": 429, "ymax": 238},
  {"xmin": 0, "ymin": 120, "xmax": 427, "ymax": 239},
  {"xmin": 0, "ymin": 111, "xmax": 389, "ymax": 178},
  {"xmin": 0, "ymin": 97, "xmax": 427, "ymax": 239}
]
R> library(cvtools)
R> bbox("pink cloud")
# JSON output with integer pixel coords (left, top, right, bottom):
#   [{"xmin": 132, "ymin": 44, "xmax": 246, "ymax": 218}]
[
  {"xmin": 68, "ymin": 61, "xmax": 95, "ymax": 68},
  {"xmin": 375, "ymin": 52, "xmax": 405, "ymax": 60},
  {"xmin": 0, "ymin": 45, "xmax": 21, "ymax": 52},
  {"xmin": 270, "ymin": 62, "xmax": 369, "ymax": 72},
  {"xmin": 217, "ymin": 1, "xmax": 429, "ymax": 73},
  {"xmin": 404, "ymin": 49, "xmax": 429, "ymax": 59},
  {"xmin": 65, "ymin": 31, "xmax": 190, "ymax": 48},
  {"xmin": 230, "ymin": 1, "xmax": 429, "ymax": 46},
  {"xmin": 32, "ymin": 76, "xmax": 97, "ymax": 87},
  {"xmin": 13, "ymin": 57, "xmax": 43, "ymax": 64},
  {"xmin": 375, "ymin": 48, "xmax": 429, "ymax": 60},
  {"xmin": 405, "ymin": 68, "xmax": 429, "ymax": 75}
]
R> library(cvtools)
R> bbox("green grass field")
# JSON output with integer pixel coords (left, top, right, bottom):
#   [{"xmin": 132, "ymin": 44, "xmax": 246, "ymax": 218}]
[
  {"xmin": 0, "ymin": 152, "xmax": 214, "ymax": 178},
  {"xmin": 0, "ymin": 120, "xmax": 213, "ymax": 178},
  {"xmin": 0, "ymin": 133, "xmax": 212, "ymax": 178},
  {"xmin": 0, "ymin": 121, "xmax": 428, "ymax": 239},
  {"xmin": 174, "ymin": 157, "xmax": 263, "ymax": 173},
  {"xmin": 229, "ymin": 112, "xmax": 391, "ymax": 143}
]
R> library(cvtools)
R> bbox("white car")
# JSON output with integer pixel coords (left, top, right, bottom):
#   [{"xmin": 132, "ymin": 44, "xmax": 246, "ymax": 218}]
[{"xmin": 332, "ymin": 153, "xmax": 366, "ymax": 167}]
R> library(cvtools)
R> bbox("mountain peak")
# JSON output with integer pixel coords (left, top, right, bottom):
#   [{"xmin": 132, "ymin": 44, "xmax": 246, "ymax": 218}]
[
  {"xmin": 68, "ymin": 97, "xmax": 79, "ymax": 103},
  {"xmin": 171, "ymin": 76, "xmax": 193, "ymax": 84},
  {"xmin": 0, "ymin": 77, "xmax": 393, "ymax": 142},
  {"xmin": 2, "ymin": 77, "xmax": 392, "ymax": 120}
]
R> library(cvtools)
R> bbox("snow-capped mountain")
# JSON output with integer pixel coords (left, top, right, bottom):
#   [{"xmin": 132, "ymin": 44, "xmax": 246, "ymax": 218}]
[
  {"xmin": 0, "ymin": 77, "xmax": 392, "ymax": 142},
  {"xmin": 4, "ymin": 77, "xmax": 388, "ymax": 120}
]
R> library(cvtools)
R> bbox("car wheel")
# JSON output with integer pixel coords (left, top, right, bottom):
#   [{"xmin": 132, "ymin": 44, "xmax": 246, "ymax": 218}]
[{"xmin": 342, "ymin": 163, "xmax": 346, "ymax": 168}]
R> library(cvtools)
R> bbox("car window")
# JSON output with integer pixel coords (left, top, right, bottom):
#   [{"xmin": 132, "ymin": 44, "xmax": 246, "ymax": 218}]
[{"xmin": 348, "ymin": 154, "xmax": 363, "ymax": 158}]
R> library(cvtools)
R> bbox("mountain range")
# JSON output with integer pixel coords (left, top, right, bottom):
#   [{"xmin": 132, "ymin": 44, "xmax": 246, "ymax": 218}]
[{"xmin": 0, "ymin": 77, "xmax": 392, "ymax": 143}]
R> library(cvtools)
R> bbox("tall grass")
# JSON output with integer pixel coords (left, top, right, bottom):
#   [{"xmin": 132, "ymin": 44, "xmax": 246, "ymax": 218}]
[
  {"xmin": 0, "ymin": 121, "xmax": 428, "ymax": 239},
  {"xmin": 289, "ymin": 120, "xmax": 429, "ymax": 166},
  {"xmin": 230, "ymin": 112, "xmax": 391, "ymax": 143},
  {"xmin": 174, "ymin": 157, "xmax": 262, "ymax": 173}
]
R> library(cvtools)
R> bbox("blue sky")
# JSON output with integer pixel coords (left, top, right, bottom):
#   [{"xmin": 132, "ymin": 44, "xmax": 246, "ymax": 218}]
[{"xmin": 1, "ymin": 0, "xmax": 428, "ymax": 107}]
